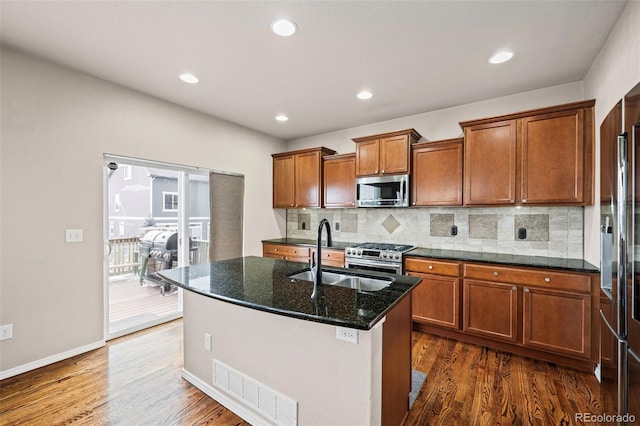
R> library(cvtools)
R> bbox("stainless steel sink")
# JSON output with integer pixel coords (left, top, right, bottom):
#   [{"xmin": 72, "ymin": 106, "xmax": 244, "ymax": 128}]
[{"xmin": 288, "ymin": 270, "xmax": 394, "ymax": 292}]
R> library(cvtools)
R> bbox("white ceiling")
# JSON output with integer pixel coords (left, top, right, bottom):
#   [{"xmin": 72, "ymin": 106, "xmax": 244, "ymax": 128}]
[{"xmin": 0, "ymin": 1, "xmax": 626, "ymax": 140}]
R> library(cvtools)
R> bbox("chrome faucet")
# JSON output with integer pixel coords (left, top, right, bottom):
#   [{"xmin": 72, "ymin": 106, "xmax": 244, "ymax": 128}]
[{"xmin": 311, "ymin": 218, "xmax": 332, "ymax": 300}]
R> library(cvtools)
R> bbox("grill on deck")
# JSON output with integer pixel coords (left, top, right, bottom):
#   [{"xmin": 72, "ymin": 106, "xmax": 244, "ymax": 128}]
[{"xmin": 139, "ymin": 230, "xmax": 195, "ymax": 295}]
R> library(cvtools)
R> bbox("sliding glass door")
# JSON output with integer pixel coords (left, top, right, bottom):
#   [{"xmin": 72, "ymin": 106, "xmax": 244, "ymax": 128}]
[{"xmin": 104, "ymin": 155, "xmax": 210, "ymax": 339}]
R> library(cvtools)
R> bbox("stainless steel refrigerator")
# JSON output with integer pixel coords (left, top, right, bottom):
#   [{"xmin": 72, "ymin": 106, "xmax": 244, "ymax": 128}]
[{"xmin": 600, "ymin": 82, "xmax": 640, "ymax": 424}]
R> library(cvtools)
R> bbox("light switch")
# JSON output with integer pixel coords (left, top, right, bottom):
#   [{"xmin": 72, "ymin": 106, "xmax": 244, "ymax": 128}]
[{"xmin": 65, "ymin": 229, "xmax": 83, "ymax": 243}]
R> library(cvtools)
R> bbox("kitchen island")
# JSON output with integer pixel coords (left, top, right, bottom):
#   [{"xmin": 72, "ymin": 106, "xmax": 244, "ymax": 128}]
[{"xmin": 159, "ymin": 256, "xmax": 421, "ymax": 426}]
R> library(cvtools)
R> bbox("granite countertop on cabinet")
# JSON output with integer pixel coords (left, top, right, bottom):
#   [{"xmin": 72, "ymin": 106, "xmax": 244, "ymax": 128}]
[
  {"xmin": 158, "ymin": 256, "xmax": 422, "ymax": 330},
  {"xmin": 406, "ymin": 248, "xmax": 599, "ymax": 273},
  {"xmin": 262, "ymin": 238, "xmax": 352, "ymax": 250},
  {"xmin": 263, "ymin": 238, "xmax": 599, "ymax": 273}
]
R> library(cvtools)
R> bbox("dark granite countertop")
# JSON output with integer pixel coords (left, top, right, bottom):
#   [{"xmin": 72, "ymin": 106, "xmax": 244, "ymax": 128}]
[
  {"xmin": 405, "ymin": 248, "xmax": 599, "ymax": 273},
  {"xmin": 158, "ymin": 256, "xmax": 422, "ymax": 330},
  {"xmin": 263, "ymin": 238, "xmax": 352, "ymax": 250},
  {"xmin": 262, "ymin": 238, "xmax": 599, "ymax": 273}
]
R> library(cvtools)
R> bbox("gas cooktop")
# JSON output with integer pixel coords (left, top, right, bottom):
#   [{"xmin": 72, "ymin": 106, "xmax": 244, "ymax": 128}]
[{"xmin": 346, "ymin": 242, "xmax": 415, "ymax": 253}]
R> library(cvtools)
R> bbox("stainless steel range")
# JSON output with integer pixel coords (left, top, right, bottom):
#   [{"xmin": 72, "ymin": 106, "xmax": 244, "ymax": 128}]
[{"xmin": 344, "ymin": 242, "xmax": 415, "ymax": 275}]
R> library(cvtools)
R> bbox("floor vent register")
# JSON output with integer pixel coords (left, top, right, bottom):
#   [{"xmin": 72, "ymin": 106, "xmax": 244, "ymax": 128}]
[{"xmin": 212, "ymin": 359, "xmax": 297, "ymax": 426}]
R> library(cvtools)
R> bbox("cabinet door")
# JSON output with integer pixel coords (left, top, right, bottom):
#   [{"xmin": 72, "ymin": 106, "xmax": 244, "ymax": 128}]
[
  {"xmin": 380, "ymin": 135, "xmax": 410, "ymax": 175},
  {"xmin": 599, "ymin": 101, "xmax": 622, "ymax": 203},
  {"xmin": 523, "ymin": 286, "xmax": 591, "ymax": 359},
  {"xmin": 521, "ymin": 109, "xmax": 585, "ymax": 204},
  {"xmin": 295, "ymin": 151, "xmax": 322, "ymax": 207},
  {"xmin": 355, "ymin": 139, "xmax": 380, "ymax": 176},
  {"xmin": 463, "ymin": 279, "xmax": 518, "ymax": 343},
  {"xmin": 408, "ymin": 272, "xmax": 460, "ymax": 329},
  {"xmin": 463, "ymin": 120, "xmax": 517, "ymax": 205},
  {"xmin": 324, "ymin": 155, "xmax": 356, "ymax": 208},
  {"xmin": 412, "ymin": 140, "xmax": 463, "ymax": 206},
  {"xmin": 273, "ymin": 155, "xmax": 295, "ymax": 208}
]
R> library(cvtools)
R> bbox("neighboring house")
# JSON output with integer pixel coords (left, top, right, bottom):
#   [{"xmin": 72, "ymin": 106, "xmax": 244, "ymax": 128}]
[{"xmin": 108, "ymin": 164, "xmax": 210, "ymax": 241}]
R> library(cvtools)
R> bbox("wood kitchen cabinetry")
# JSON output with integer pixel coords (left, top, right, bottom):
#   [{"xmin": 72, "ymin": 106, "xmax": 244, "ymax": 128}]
[
  {"xmin": 405, "ymin": 257, "xmax": 461, "ymax": 329},
  {"xmin": 411, "ymin": 138, "xmax": 463, "ymax": 206},
  {"xmin": 407, "ymin": 255, "xmax": 599, "ymax": 370},
  {"xmin": 262, "ymin": 243, "xmax": 310, "ymax": 263},
  {"xmin": 262, "ymin": 242, "xmax": 345, "ymax": 267},
  {"xmin": 310, "ymin": 247, "xmax": 345, "ymax": 267},
  {"xmin": 460, "ymin": 100, "xmax": 595, "ymax": 206},
  {"xmin": 323, "ymin": 153, "xmax": 356, "ymax": 208},
  {"xmin": 352, "ymin": 129, "xmax": 422, "ymax": 176},
  {"xmin": 272, "ymin": 147, "xmax": 336, "ymax": 208},
  {"xmin": 463, "ymin": 263, "xmax": 593, "ymax": 361}
]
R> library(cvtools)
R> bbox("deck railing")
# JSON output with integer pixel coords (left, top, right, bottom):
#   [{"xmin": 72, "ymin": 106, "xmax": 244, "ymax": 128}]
[{"xmin": 108, "ymin": 237, "xmax": 210, "ymax": 277}]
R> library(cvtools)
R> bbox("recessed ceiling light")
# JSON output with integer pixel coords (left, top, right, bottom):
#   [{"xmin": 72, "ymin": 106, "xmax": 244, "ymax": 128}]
[
  {"xmin": 489, "ymin": 50, "xmax": 514, "ymax": 64},
  {"xmin": 357, "ymin": 90, "xmax": 373, "ymax": 100},
  {"xmin": 179, "ymin": 73, "xmax": 199, "ymax": 84},
  {"xmin": 275, "ymin": 114, "xmax": 289, "ymax": 122},
  {"xmin": 271, "ymin": 19, "xmax": 297, "ymax": 37}
]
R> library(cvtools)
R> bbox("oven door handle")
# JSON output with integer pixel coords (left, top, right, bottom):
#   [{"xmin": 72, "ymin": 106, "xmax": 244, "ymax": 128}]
[{"xmin": 346, "ymin": 259, "xmax": 402, "ymax": 271}]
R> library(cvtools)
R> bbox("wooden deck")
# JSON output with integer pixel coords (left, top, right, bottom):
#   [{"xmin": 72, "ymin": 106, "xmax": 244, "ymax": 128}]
[{"xmin": 109, "ymin": 274, "xmax": 180, "ymax": 334}]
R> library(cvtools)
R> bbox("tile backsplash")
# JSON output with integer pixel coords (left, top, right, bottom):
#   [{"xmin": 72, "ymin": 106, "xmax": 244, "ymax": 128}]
[{"xmin": 286, "ymin": 206, "xmax": 584, "ymax": 259}]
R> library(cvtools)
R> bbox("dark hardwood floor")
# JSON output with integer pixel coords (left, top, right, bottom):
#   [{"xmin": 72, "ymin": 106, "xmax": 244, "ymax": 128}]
[{"xmin": 0, "ymin": 320, "xmax": 602, "ymax": 425}]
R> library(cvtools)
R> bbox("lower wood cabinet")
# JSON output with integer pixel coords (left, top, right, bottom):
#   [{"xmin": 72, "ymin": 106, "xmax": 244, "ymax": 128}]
[
  {"xmin": 310, "ymin": 248, "xmax": 345, "ymax": 267},
  {"xmin": 407, "ymin": 256, "xmax": 599, "ymax": 370},
  {"xmin": 262, "ymin": 242, "xmax": 345, "ymax": 267},
  {"xmin": 463, "ymin": 279, "xmax": 518, "ymax": 342},
  {"xmin": 262, "ymin": 243, "xmax": 310, "ymax": 263},
  {"xmin": 405, "ymin": 257, "xmax": 460, "ymax": 329}
]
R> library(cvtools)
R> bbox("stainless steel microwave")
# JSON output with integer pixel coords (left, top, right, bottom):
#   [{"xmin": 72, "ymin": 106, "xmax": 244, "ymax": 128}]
[{"xmin": 355, "ymin": 174, "xmax": 409, "ymax": 207}]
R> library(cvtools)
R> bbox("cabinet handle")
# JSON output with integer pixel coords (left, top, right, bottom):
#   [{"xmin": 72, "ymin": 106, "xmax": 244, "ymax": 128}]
[
  {"xmin": 524, "ymin": 288, "xmax": 530, "ymax": 293},
  {"xmin": 428, "ymin": 265, "xmax": 433, "ymax": 269},
  {"xmin": 512, "ymin": 286, "xmax": 517, "ymax": 291},
  {"xmin": 413, "ymin": 202, "xmax": 416, "ymax": 206},
  {"xmin": 381, "ymin": 169, "xmax": 385, "ymax": 174},
  {"xmin": 351, "ymin": 202, "xmax": 355, "ymax": 206},
  {"xmin": 375, "ymin": 170, "xmax": 378, "ymax": 174},
  {"xmin": 493, "ymin": 272, "xmax": 499, "ymax": 277},
  {"xmin": 290, "ymin": 203, "xmax": 294, "ymax": 207},
  {"xmin": 544, "ymin": 277, "xmax": 550, "ymax": 283},
  {"xmin": 522, "ymin": 199, "xmax": 527, "ymax": 203}
]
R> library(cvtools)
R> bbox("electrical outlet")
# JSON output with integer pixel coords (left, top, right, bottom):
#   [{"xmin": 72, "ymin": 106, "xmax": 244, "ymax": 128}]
[
  {"xmin": 65, "ymin": 229, "xmax": 83, "ymax": 243},
  {"xmin": 335, "ymin": 222, "xmax": 341, "ymax": 231},
  {"xmin": 0, "ymin": 324, "xmax": 13, "ymax": 341},
  {"xmin": 204, "ymin": 333, "xmax": 212, "ymax": 351},
  {"xmin": 450, "ymin": 225, "xmax": 458, "ymax": 236},
  {"xmin": 518, "ymin": 228, "xmax": 527, "ymax": 240},
  {"xmin": 336, "ymin": 326, "xmax": 358, "ymax": 344}
]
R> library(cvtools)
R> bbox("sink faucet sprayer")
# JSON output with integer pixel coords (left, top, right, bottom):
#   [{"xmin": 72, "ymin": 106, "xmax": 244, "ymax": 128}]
[{"xmin": 311, "ymin": 218, "xmax": 332, "ymax": 300}]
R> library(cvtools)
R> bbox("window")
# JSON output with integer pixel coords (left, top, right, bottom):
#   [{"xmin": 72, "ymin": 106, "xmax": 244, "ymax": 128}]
[
  {"xmin": 163, "ymin": 192, "xmax": 178, "ymax": 212},
  {"xmin": 123, "ymin": 165, "xmax": 132, "ymax": 180},
  {"xmin": 114, "ymin": 194, "xmax": 121, "ymax": 212},
  {"xmin": 190, "ymin": 223, "xmax": 203, "ymax": 240}
]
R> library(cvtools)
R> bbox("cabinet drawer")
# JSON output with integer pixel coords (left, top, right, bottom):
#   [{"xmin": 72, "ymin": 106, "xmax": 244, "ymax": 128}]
[
  {"xmin": 463, "ymin": 264, "xmax": 590, "ymax": 293},
  {"xmin": 405, "ymin": 257, "xmax": 460, "ymax": 277},
  {"xmin": 263, "ymin": 243, "xmax": 310, "ymax": 259},
  {"xmin": 311, "ymin": 248, "xmax": 345, "ymax": 266}
]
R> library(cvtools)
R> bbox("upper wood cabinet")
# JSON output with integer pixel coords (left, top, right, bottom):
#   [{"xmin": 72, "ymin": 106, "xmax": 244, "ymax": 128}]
[
  {"xmin": 272, "ymin": 147, "xmax": 336, "ymax": 208},
  {"xmin": 599, "ymin": 101, "xmax": 622, "ymax": 203},
  {"xmin": 323, "ymin": 153, "xmax": 356, "ymax": 208},
  {"xmin": 460, "ymin": 100, "xmax": 595, "ymax": 206},
  {"xmin": 411, "ymin": 138, "xmax": 463, "ymax": 206},
  {"xmin": 352, "ymin": 129, "xmax": 422, "ymax": 176}
]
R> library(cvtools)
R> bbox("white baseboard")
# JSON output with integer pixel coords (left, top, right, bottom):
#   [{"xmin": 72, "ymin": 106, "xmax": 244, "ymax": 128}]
[
  {"xmin": 181, "ymin": 368, "xmax": 275, "ymax": 426},
  {"xmin": 0, "ymin": 340, "xmax": 105, "ymax": 380}
]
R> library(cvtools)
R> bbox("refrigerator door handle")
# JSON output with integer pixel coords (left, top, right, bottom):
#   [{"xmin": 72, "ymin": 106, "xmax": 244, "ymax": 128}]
[{"xmin": 601, "ymin": 309, "xmax": 620, "ymax": 337}]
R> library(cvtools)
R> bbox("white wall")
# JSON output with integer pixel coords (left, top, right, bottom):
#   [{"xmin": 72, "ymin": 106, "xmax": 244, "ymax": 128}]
[
  {"xmin": 0, "ymin": 46, "xmax": 287, "ymax": 374},
  {"xmin": 583, "ymin": 0, "xmax": 640, "ymax": 266},
  {"xmin": 286, "ymin": 82, "xmax": 584, "ymax": 153}
]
